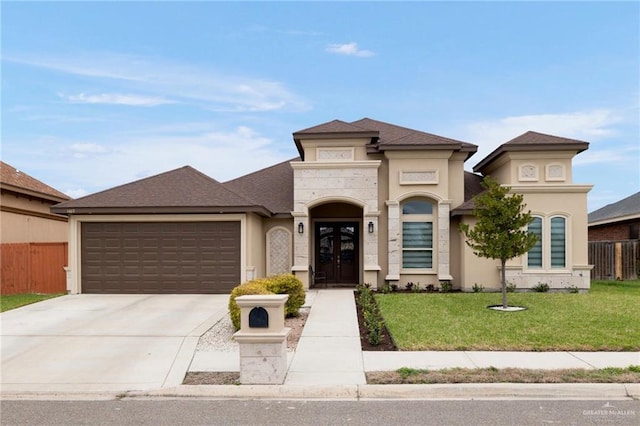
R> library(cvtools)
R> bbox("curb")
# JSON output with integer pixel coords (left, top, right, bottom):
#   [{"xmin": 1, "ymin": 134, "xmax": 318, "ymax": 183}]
[
  {"xmin": 3, "ymin": 383, "xmax": 638, "ymax": 401},
  {"xmin": 127, "ymin": 383, "xmax": 640, "ymax": 401}
]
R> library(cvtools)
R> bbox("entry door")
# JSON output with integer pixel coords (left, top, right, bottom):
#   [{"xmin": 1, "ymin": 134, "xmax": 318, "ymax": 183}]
[{"xmin": 315, "ymin": 222, "xmax": 359, "ymax": 284}]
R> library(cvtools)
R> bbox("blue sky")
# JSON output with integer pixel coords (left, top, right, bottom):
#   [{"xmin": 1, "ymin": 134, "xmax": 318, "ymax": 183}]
[{"xmin": 2, "ymin": 1, "xmax": 638, "ymax": 212}]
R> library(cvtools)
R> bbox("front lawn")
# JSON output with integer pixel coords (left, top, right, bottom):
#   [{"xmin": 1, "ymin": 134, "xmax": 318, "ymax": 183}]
[
  {"xmin": 375, "ymin": 280, "xmax": 640, "ymax": 351},
  {"xmin": 0, "ymin": 293, "xmax": 64, "ymax": 312}
]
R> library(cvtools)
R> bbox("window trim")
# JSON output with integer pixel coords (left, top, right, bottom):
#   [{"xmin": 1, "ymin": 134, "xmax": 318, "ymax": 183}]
[
  {"xmin": 400, "ymin": 198, "xmax": 435, "ymax": 272},
  {"xmin": 525, "ymin": 214, "xmax": 569, "ymax": 272}
]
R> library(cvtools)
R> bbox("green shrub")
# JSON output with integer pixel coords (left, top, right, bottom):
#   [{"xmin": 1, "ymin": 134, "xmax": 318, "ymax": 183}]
[
  {"xmin": 440, "ymin": 280, "xmax": 452, "ymax": 293},
  {"xmin": 532, "ymin": 282, "xmax": 550, "ymax": 292},
  {"xmin": 566, "ymin": 285, "xmax": 580, "ymax": 294},
  {"xmin": 356, "ymin": 283, "xmax": 385, "ymax": 346},
  {"xmin": 472, "ymin": 283, "xmax": 484, "ymax": 293},
  {"xmin": 265, "ymin": 273, "xmax": 306, "ymax": 318},
  {"xmin": 228, "ymin": 279, "xmax": 273, "ymax": 330},
  {"xmin": 364, "ymin": 309, "xmax": 383, "ymax": 345},
  {"xmin": 506, "ymin": 282, "xmax": 517, "ymax": 293},
  {"xmin": 381, "ymin": 283, "xmax": 393, "ymax": 294}
]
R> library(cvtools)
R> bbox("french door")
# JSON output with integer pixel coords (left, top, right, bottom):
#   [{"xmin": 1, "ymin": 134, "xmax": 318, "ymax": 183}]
[{"xmin": 315, "ymin": 222, "xmax": 359, "ymax": 284}]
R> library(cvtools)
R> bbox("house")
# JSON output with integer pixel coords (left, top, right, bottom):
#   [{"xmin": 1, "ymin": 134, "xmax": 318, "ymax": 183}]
[
  {"xmin": 51, "ymin": 118, "xmax": 593, "ymax": 294},
  {"xmin": 1, "ymin": 161, "xmax": 70, "ymax": 243},
  {"xmin": 588, "ymin": 192, "xmax": 640, "ymax": 241},
  {"xmin": 1, "ymin": 161, "xmax": 71, "ymax": 294}
]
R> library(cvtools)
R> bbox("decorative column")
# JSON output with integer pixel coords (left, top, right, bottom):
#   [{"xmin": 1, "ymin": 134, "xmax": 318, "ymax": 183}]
[
  {"xmin": 386, "ymin": 201, "xmax": 400, "ymax": 281},
  {"xmin": 363, "ymin": 214, "xmax": 381, "ymax": 288},
  {"xmin": 291, "ymin": 214, "xmax": 310, "ymax": 288},
  {"xmin": 438, "ymin": 201, "xmax": 453, "ymax": 281}
]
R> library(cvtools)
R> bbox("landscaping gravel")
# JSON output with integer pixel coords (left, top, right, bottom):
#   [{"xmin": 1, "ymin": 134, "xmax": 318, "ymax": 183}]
[{"xmin": 195, "ymin": 291, "xmax": 315, "ymax": 352}]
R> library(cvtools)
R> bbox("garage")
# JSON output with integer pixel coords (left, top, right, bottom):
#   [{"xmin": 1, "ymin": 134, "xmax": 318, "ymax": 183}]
[{"xmin": 81, "ymin": 221, "xmax": 240, "ymax": 294}]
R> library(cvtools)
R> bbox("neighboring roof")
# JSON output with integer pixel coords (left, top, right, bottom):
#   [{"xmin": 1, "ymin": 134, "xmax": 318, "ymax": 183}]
[
  {"xmin": 473, "ymin": 131, "xmax": 589, "ymax": 173},
  {"xmin": 292, "ymin": 118, "xmax": 477, "ymax": 160},
  {"xmin": 588, "ymin": 192, "xmax": 640, "ymax": 226},
  {"xmin": 224, "ymin": 158, "xmax": 298, "ymax": 216},
  {"xmin": 51, "ymin": 166, "xmax": 270, "ymax": 216},
  {"xmin": 0, "ymin": 161, "xmax": 70, "ymax": 202},
  {"xmin": 451, "ymin": 172, "xmax": 485, "ymax": 216}
]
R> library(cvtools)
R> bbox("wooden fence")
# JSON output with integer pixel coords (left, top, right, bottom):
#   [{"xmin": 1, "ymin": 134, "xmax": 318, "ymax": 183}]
[
  {"xmin": 588, "ymin": 240, "xmax": 638, "ymax": 281},
  {"xmin": 1, "ymin": 242, "xmax": 68, "ymax": 295}
]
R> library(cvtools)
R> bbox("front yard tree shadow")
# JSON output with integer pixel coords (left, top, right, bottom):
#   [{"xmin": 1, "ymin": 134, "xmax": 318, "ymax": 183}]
[{"xmin": 459, "ymin": 176, "xmax": 538, "ymax": 309}]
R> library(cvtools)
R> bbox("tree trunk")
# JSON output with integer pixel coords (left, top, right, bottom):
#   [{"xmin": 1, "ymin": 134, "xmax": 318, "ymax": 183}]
[{"xmin": 501, "ymin": 258, "xmax": 508, "ymax": 308}]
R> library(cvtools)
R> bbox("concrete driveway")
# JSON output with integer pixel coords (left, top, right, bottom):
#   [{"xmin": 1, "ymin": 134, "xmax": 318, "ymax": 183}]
[{"xmin": 1, "ymin": 294, "xmax": 229, "ymax": 394}]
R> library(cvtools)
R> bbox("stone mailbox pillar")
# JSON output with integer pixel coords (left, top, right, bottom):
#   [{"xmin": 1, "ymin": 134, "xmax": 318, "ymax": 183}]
[{"xmin": 233, "ymin": 294, "xmax": 291, "ymax": 384}]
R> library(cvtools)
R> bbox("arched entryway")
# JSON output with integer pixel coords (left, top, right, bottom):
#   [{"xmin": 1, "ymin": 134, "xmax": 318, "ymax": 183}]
[{"xmin": 310, "ymin": 202, "xmax": 362, "ymax": 286}]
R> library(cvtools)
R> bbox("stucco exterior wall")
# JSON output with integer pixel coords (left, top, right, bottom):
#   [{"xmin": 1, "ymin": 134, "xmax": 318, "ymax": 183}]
[
  {"xmin": 0, "ymin": 192, "xmax": 68, "ymax": 243},
  {"xmin": 458, "ymin": 216, "xmax": 502, "ymax": 290},
  {"xmin": 384, "ymin": 150, "xmax": 462, "ymax": 286},
  {"xmin": 245, "ymin": 213, "xmax": 264, "ymax": 280}
]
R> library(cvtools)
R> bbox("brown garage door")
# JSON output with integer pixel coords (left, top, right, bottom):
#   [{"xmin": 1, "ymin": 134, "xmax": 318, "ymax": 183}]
[{"xmin": 81, "ymin": 222, "xmax": 240, "ymax": 294}]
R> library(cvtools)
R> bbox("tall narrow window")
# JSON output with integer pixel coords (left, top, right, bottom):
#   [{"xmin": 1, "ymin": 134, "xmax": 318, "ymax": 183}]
[
  {"xmin": 550, "ymin": 217, "xmax": 566, "ymax": 268},
  {"xmin": 527, "ymin": 217, "xmax": 543, "ymax": 268},
  {"xmin": 401, "ymin": 199, "xmax": 434, "ymax": 269}
]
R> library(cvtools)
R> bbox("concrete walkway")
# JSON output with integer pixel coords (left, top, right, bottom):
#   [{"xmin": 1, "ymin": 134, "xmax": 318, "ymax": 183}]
[{"xmin": 285, "ymin": 290, "xmax": 365, "ymax": 385}]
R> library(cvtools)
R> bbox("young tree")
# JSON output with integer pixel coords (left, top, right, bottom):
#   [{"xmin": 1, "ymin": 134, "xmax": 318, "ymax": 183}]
[{"xmin": 459, "ymin": 176, "xmax": 538, "ymax": 308}]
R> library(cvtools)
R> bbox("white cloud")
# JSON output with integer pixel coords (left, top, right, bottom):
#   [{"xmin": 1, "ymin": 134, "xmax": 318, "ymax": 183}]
[
  {"xmin": 6, "ymin": 52, "xmax": 308, "ymax": 112},
  {"xmin": 63, "ymin": 93, "xmax": 175, "ymax": 107},
  {"xmin": 573, "ymin": 145, "xmax": 639, "ymax": 166},
  {"xmin": 326, "ymin": 42, "xmax": 375, "ymax": 57},
  {"xmin": 68, "ymin": 142, "xmax": 109, "ymax": 159},
  {"xmin": 462, "ymin": 109, "xmax": 623, "ymax": 168},
  {"xmin": 24, "ymin": 125, "xmax": 293, "ymax": 195}
]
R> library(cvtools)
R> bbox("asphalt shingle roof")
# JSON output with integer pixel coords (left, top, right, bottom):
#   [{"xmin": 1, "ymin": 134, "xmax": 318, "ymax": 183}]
[
  {"xmin": 293, "ymin": 118, "xmax": 477, "ymax": 159},
  {"xmin": 588, "ymin": 192, "xmax": 640, "ymax": 224},
  {"xmin": 0, "ymin": 161, "xmax": 70, "ymax": 201},
  {"xmin": 52, "ymin": 166, "xmax": 268, "ymax": 215},
  {"xmin": 474, "ymin": 131, "xmax": 589, "ymax": 173},
  {"xmin": 224, "ymin": 158, "xmax": 297, "ymax": 215},
  {"xmin": 451, "ymin": 172, "xmax": 485, "ymax": 215}
]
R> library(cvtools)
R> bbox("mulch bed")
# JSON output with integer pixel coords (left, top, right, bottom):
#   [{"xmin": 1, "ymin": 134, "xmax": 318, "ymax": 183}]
[{"xmin": 353, "ymin": 290, "xmax": 397, "ymax": 351}]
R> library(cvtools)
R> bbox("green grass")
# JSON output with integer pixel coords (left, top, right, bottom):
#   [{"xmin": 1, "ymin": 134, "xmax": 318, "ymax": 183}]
[
  {"xmin": 367, "ymin": 365, "xmax": 640, "ymax": 384},
  {"xmin": 375, "ymin": 280, "xmax": 640, "ymax": 351},
  {"xmin": 0, "ymin": 293, "xmax": 65, "ymax": 312}
]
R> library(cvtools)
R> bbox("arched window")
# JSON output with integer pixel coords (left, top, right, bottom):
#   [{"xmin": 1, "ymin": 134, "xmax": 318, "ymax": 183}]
[
  {"xmin": 526, "ymin": 215, "xmax": 567, "ymax": 270},
  {"xmin": 550, "ymin": 216, "xmax": 566, "ymax": 268},
  {"xmin": 527, "ymin": 216, "xmax": 543, "ymax": 268},
  {"xmin": 401, "ymin": 198, "xmax": 434, "ymax": 269}
]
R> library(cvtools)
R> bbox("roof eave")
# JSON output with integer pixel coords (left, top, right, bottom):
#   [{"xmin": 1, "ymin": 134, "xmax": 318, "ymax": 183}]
[
  {"xmin": 373, "ymin": 143, "xmax": 477, "ymax": 160},
  {"xmin": 473, "ymin": 143, "xmax": 589, "ymax": 173},
  {"xmin": 51, "ymin": 205, "xmax": 273, "ymax": 217},
  {"xmin": 1, "ymin": 183, "xmax": 70, "ymax": 203},
  {"xmin": 588, "ymin": 213, "xmax": 640, "ymax": 227}
]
